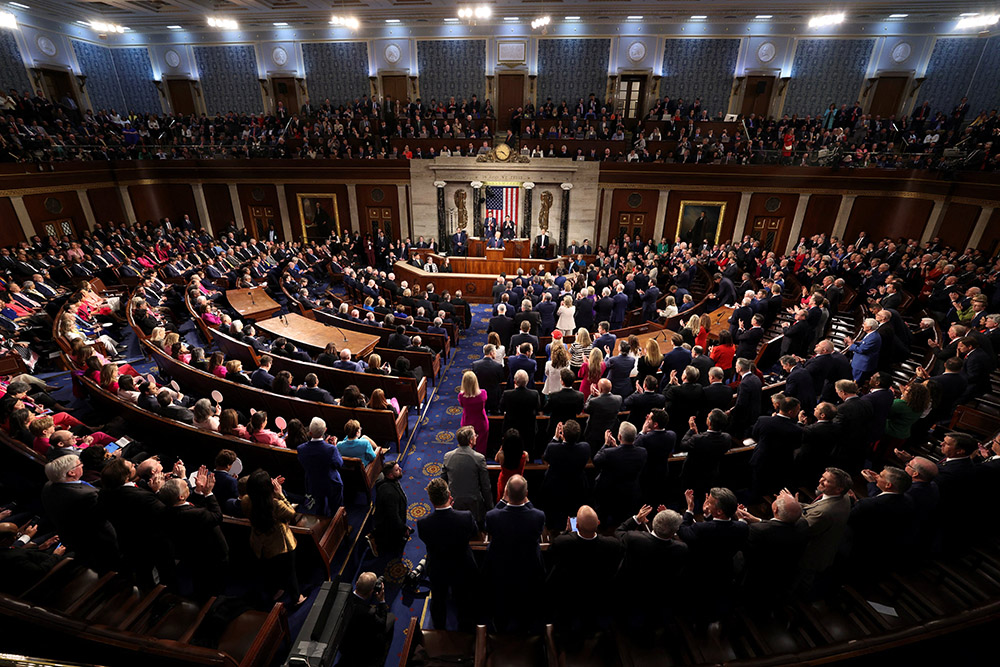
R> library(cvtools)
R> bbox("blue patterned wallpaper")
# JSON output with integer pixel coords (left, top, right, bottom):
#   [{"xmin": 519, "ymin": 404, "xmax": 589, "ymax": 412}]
[
  {"xmin": 194, "ymin": 45, "xmax": 262, "ymax": 114},
  {"xmin": 416, "ymin": 40, "xmax": 485, "ymax": 104},
  {"xmin": 0, "ymin": 30, "xmax": 30, "ymax": 94},
  {"xmin": 661, "ymin": 39, "xmax": 740, "ymax": 116},
  {"xmin": 537, "ymin": 38, "xmax": 611, "ymax": 107},
  {"xmin": 302, "ymin": 42, "xmax": 369, "ymax": 107},
  {"xmin": 969, "ymin": 36, "xmax": 1000, "ymax": 115},
  {"xmin": 72, "ymin": 39, "xmax": 126, "ymax": 113},
  {"xmin": 919, "ymin": 38, "xmax": 985, "ymax": 116},
  {"xmin": 111, "ymin": 47, "xmax": 160, "ymax": 115},
  {"xmin": 783, "ymin": 39, "xmax": 875, "ymax": 117}
]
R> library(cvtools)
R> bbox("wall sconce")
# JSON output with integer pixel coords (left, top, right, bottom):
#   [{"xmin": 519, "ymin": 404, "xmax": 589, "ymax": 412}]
[
  {"xmin": 153, "ymin": 80, "xmax": 165, "ymax": 97},
  {"xmin": 75, "ymin": 74, "xmax": 87, "ymax": 89}
]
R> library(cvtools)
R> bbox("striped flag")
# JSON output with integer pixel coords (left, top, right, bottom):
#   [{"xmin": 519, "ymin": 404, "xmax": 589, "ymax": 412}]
[{"xmin": 485, "ymin": 185, "xmax": 519, "ymax": 229}]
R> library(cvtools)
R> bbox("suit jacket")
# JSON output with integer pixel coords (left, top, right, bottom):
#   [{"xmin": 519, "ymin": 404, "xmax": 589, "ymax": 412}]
[
  {"xmin": 509, "ymin": 333, "xmax": 540, "ymax": 356},
  {"xmin": 593, "ymin": 443, "xmax": 647, "ymax": 511},
  {"xmin": 743, "ymin": 518, "xmax": 808, "ymax": 595},
  {"xmin": 847, "ymin": 332, "xmax": 881, "ymax": 375},
  {"xmin": 732, "ymin": 373, "xmax": 763, "ymax": 433},
  {"xmin": 163, "ymin": 493, "xmax": 228, "ymax": 569},
  {"xmin": 338, "ymin": 594, "xmax": 391, "ymax": 666},
  {"xmin": 484, "ymin": 503, "xmax": 546, "ymax": 584},
  {"xmin": 541, "ymin": 439, "xmax": 591, "ymax": 522},
  {"xmin": 678, "ymin": 513, "xmax": 748, "ymax": 581},
  {"xmin": 624, "ymin": 391, "xmax": 666, "ymax": 429},
  {"xmin": 513, "ymin": 311, "xmax": 543, "ymax": 337},
  {"xmin": 442, "ymin": 446, "xmax": 492, "ymax": 520},
  {"xmin": 750, "ymin": 414, "xmax": 802, "ymax": 492},
  {"xmin": 42, "ymin": 481, "xmax": 119, "ymax": 570},
  {"xmin": 615, "ymin": 517, "xmax": 689, "ymax": 599},
  {"xmin": 605, "ymin": 354, "xmax": 636, "ymax": 398},
  {"xmin": 535, "ymin": 301, "xmax": 557, "ymax": 333},
  {"xmin": 799, "ymin": 494, "xmax": 850, "ymax": 573},
  {"xmin": 544, "ymin": 387, "xmax": 585, "ymax": 438},
  {"xmin": 849, "ymin": 491, "xmax": 915, "ymax": 562},
  {"xmin": 547, "ymin": 532, "xmax": 621, "ymax": 610},
  {"xmin": 794, "ymin": 420, "xmax": 840, "ymax": 483},
  {"xmin": 664, "ymin": 382, "xmax": 705, "ymax": 434},
  {"xmin": 500, "ymin": 386, "xmax": 541, "ymax": 444},
  {"xmin": 702, "ymin": 382, "xmax": 734, "ymax": 417},
  {"xmin": 488, "ymin": 315, "xmax": 515, "ymax": 348},
  {"xmin": 690, "ymin": 354, "xmax": 714, "ymax": 386},
  {"xmin": 784, "ymin": 365, "xmax": 817, "ymax": 411},
  {"xmin": 833, "ymin": 395, "xmax": 875, "ymax": 458},
  {"xmin": 296, "ymin": 438, "xmax": 344, "ymax": 515},
  {"xmin": 594, "ymin": 297, "xmax": 614, "ymax": 324},
  {"xmin": 680, "ymin": 429, "xmax": 732, "ymax": 493},
  {"xmin": 780, "ymin": 320, "xmax": 812, "ymax": 357},
  {"xmin": 635, "ymin": 429, "xmax": 676, "ymax": 504},
  {"xmin": 806, "ymin": 352, "xmax": 854, "ymax": 402},
  {"xmin": 584, "ymin": 392, "xmax": 623, "ymax": 451},
  {"xmin": 416, "ymin": 507, "xmax": 479, "ymax": 583},
  {"xmin": 860, "ymin": 388, "xmax": 894, "ymax": 444},
  {"xmin": 472, "ymin": 358, "xmax": 505, "ymax": 412},
  {"xmin": 296, "ymin": 385, "xmax": 335, "ymax": 404}
]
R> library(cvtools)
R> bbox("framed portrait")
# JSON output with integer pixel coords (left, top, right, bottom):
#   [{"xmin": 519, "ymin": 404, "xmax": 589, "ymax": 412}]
[
  {"xmin": 296, "ymin": 193, "xmax": 340, "ymax": 240},
  {"xmin": 677, "ymin": 200, "xmax": 726, "ymax": 246}
]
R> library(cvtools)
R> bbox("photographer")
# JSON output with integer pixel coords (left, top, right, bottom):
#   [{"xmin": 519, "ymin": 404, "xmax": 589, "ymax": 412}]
[{"xmin": 337, "ymin": 571, "xmax": 395, "ymax": 667}]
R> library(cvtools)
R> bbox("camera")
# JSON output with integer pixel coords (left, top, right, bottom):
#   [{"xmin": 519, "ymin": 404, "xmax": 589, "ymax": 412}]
[{"xmin": 373, "ymin": 576, "xmax": 385, "ymax": 596}]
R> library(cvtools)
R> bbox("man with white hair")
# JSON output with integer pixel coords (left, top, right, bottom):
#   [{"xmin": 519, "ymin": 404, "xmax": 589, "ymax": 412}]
[
  {"xmin": 295, "ymin": 417, "xmax": 344, "ymax": 515},
  {"xmin": 736, "ymin": 491, "xmax": 807, "ymax": 599},
  {"xmin": 41, "ymin": 455, "xmax": 119, "ymax": 571},
  {"xmin": 593, "ymin": 421, "xmax": 647, "ymax": 524},
  {"xmin": 500, "ymin": 369, "xmax": 541, "ymax": 453},
  {"xmin": 332, "ymin": 348, "xmax": 366, "ymax": 372},
  {"xmin": 843, "ymin": 317, "xmax": 882, "ymax": 382}
]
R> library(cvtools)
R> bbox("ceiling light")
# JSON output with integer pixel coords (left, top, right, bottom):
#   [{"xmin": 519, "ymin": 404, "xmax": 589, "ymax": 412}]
[
  {"xmin": 808, "ymin": 13, "xmax": 845, "ymax": 28},
  {"xmin": 444, "ymin": 18, "xmax": 458, "ymax": 22},
  {"xmin": 0, "ymin": 11, "xmax": 15, "ymax": 29},
  {"xmin": 531, "ymin": 16, "xmax": 550, "ymax": 30},
  {"xmin": 960, "ymin": 12, "xmax": 980, "ymax": 17},
  {"xmin": 207, "ymin": 17, "xmax": 238, "ymax": 30},
  {"xmin": 691, "ymin": 16, "xmax": 707, "ymax": 20},
  {"xmin": 273, "ymin": 22, "xmax": 288, "ymax": 27},
  {"xmin": 504, "ymin": 17, "xmax": 518, "ymax": 22},
  {"xmin": 957, "ymin": 13, "xmax": 999, "ymax": 28},
  {"xmin": 386, "ymin": 19, "xmax": 400, "ymax": 23},
  {"xmin": 627, "ymin": 16, "xmax": 643, "ymax": 20},
  {"xmin": 889, "ymin": 14, "xmax": 908, "ymax": 18},
  {"xmin": 167, "ymin": 25, "xmax": 183, "ymax": 30},
  {"xmin": 755, "ymin": 15, "xmax": 773, "ymax": 20},
  {"xmin": 90, "ymin": 20, "xmax": 126, "ymax": 34},
  {"xmin": 330, "ymin": 16, "xmax": 359, "ymax": 29},
  {"xmin": 9, "ymin": 2, "xmax": 29, "ymax": 9},
  {"xmin": 474, "ymin": 6, "xmax": 491, "ymax": 19},
  {"xmin": 565, "ymin": 16, "xmax": 580, "ymax": 20}
]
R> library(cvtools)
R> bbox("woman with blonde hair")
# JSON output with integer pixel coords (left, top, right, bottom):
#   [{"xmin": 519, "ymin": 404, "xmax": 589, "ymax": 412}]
[
  {"xmin": 660, "ymin": 295, "xmax": 678, "ymax": 320},
  {"xmin": 555, "ymin": 295, "xmax": 576, "ymax": 335},
  {"xmin": 637, "ymin": 337, "xmax": 663, "ymax": 384},
  {"xmin": 681, "ymin": 314, "xmax": 700, "ymax": 347},
  {"xmin": 458, "ymin": 370, "xmax": 489, "ymax": 454},
  {"xmin": 569, "ymin": 327, "xmax": 593, "ymax": 370},
  {"xmin": 543, "ymin": 340, "xmax": 571, "ymax": 394},
  {"xmin": 578, "ymin": 347, "xmax": 606, "ymax": 397}
]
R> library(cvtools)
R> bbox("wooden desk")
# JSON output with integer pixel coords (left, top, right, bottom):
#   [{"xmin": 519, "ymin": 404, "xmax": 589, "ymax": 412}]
[
  {"xmin": 468, "ymin": 238, "xmax": 530, "ymax": 258},
  {"xmin": 631, "ymin": 305, "xmax": 735, "ymax": 354},
  {"xmin": 256, "ymin": 313, "xmax": 380, "ymax": 358},
  {"xmin": 226, "ymin": 287, "xmax": 280, "ymax": 321},
  {"xmin": 394, "ymin": 259, "xmax": 575, "ymax": 302}
]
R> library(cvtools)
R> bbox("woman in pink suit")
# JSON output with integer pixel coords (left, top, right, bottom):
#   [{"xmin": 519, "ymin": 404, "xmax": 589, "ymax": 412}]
[{"xmin": 458, "ymin": 371, "xmax": 489, "ymax": 454}]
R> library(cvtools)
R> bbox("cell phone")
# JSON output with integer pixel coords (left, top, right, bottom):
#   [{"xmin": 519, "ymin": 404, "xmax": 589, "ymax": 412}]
[
  {"xmin": 105, "ymin": 443, "xmax": 120, "ymax": 454},
  {"xmin": 570, "ymin": 517, "xmax": 578, "ymax": 532}
]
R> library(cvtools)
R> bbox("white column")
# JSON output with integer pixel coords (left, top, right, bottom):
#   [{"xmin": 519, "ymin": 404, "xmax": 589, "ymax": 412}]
[
  {"xmin": 731, "ymin": 192, "xmax": 752, "ymax": 243},
  {"xmin": 76, "ymin": 189, "xmax": 97, "ymax": 230},
  {"xmin": 10, "ymin": 196, "xmax": 34, "ymax": 241},
  {"xmin": 784, "ymin": 193, "xmax": 811, "ymax": 255},
  {"xmin": 191, "ymin": 183, "xmax": 211, "ymax": 233},
  {"xmin": 920, "ymin": 199, "xmax": 948, "ymax": 245},
  {"xmin": 653, "ymin": 188, "xmax": 670, "ymax": 241},
  {"xmin": 347, "ymin": 185, "xmax": 361, "ymax": 234},
  {"xmin": 968, "ymin": 206, "xmax": 996, "ymax": 249},
  {"xmin": 397, "ymin": 184, "xmax": 411, "ymax": 240},
  {"xmin": 275, "ymin": 184, "xmax": 293, "ymax": 240},
  {"xmin": 598, "ymin": 187, "xmax": 612, "ymax": 245},
  {"xmin": 831, "ymin": 194, "xmax": 856, "ymax": 241},
  {"xmin": 228, "ymin": 184, "xmax": 245, "ymax": 230},
  {"xmin": 118, "ymin": 185, "xmax": 136, "ymax": 223}
]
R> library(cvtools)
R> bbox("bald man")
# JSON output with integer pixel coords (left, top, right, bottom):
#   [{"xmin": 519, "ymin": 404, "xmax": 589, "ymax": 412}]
[
  {"xmin": 336, "ymin": 571, "xmax": 394, "ymax": 667},
  {"xmin": 547, "ymin": 505, "xmax": 622, "ymax": 640},
  {"xmin": 583, "ymin": 378, "xmax": 623, "ymax": 456},
  {"xmin": 736, "ymin": 493, "xmax": 807, "ymax": 600}
]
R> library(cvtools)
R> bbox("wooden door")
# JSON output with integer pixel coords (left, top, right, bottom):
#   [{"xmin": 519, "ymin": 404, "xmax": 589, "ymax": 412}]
[
  {"xmin": 166, "ymin": 79, "xmax": 197, "ymax": 116},
  {"xmin": 869, "ymin": 75, "xmax": 909, "ymax": 119},
  {"xmin": 741, "ymin": 76, "xmax": 775, "ymax": 118},
  {"xmin": 37, "ymin": 218, "xmax": 80, "ymax": 242},
  {"xmin": 271, "ymin": 77, "xmax": 299, "ymax": 115},
  {"xmin": 612, "ymin": 212, "xmax": 649, "ymax": 246},
  {"xmin": 367, "ymin": 207, "xmax": 394, "ymax": 239},
  {"xmin": 381, "ymin": 75, "xmax": 408, "ymax": 108},
  {"xmin": 248, "ymin": 206, "xmax": 277, "ymax": 241},
  {"xmin": 496, "ymin": 73, "xmax": 525, "ymax": 131},
  {"xmin": 40, "ymin": 70, "xmax": 78, "ymax": 109},
  {"xmin": 616, "ymin": 75, "xmax": 646, "ymax": 129},
  {"xmin": 750, "ymin": 216, "xmax": 783, "ymax": 252}
]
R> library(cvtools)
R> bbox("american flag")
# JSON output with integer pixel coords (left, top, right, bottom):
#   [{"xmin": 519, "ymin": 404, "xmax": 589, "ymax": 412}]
[{"xmin": 485, "ymin": 185, "xmax": 519, "ymax": 228}]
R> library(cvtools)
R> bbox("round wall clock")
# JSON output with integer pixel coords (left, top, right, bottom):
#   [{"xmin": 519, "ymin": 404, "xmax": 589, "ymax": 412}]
[
  {"xmin": 271, "ymin": 46, "xmax": 288, "ymax": 66},
  {"xmin": 627, "ymin": 41, "xmax": 647, "ymax": 63},
  {"xmin": 757, "ymin": 42, "xmax": 776, "ymax": 63},
  {"xmin": 36, "ymin": 35, "xmax": 57, "ymax": 57},
  {"xmin": 891, "ymin": 42, "xmax": 911, "ymax": 64},
  {"xmin": 164, "ymin": 49, "xmax": 181, "ymax": 69},
  {"xmin": 384, "ymin": 44, "xmax": 401, "ymax": 64}
]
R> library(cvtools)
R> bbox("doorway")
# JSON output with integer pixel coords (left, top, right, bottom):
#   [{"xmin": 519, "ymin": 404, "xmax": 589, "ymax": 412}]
[
  {"xmin": 868, "ymin": 75, "xmax": 909, "ymax": 119},
  {"xmin": 271, "ymin": 77, "xmax": 300, "ymax": 115},
  {"xmin": 749, "ymin": 216, "xmax": 784, "ymax": 252},
  {"xmin": 39, "ymin": 69, "xmax": 78, "ymax": 109},
  {"xmin": 166, "ymin": 79, "xmax": 197, "ymax": 116},
  {"xmin": 38, "ymin": 218, "xmax": 81, "ymax": 242},
  {"xmin": 612, "ymin": 212, "xmax": 649, "ymax": 246},
  {"xmin": 367, "ymin": 207, "xmax": 394, "ymax": 239},
  {"xmin": 247, "ymin": 206, "xmax": 277, "ymax": 241},
  {"xmin": 616, "ymin": 75, "xmax": 646, "ymax": 129},
  {"xmin": 381, "ymin": 75, "xmax": 408, "ymax": 108},
  {"xmin": 741, "ymin": 76, "xmax": 775, "ymax": 118},
  {"xmin": 496, "ymin": 73, "xmax": 525, "ymax": 132}
]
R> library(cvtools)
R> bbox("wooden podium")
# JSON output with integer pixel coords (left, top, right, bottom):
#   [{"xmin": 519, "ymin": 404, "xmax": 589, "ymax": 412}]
[
  {"xmin": 469, "ymin": 238, "xmax": 530, "ymax": 259},
  {"xmin": 484, "ymin": 248, "xmax": 505, "ymax": 263}
]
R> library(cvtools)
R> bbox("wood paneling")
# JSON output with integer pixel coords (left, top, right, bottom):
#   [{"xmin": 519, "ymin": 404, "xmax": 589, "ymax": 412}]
[
  {"xmin": 236, "ymin": 184, "xmax": 280, "ymax": 240},
  {"xmin": 281, "ymin": 183, "xmax": 351, "ymax": 240},
  {"xmin": 798, "ymin": 194, "xmax": 843, "ymax": 241},
  {"xmin": 128, "ymin": 183, "xmax": 199, "ymax": 227},
  {"xmin": 497, "ymin": 73, "xmax": 525, "ymax": 131},
  {"xmin": 87, "ymin": 187, "xmax": 125, "ymax": 225},
  {"xmin": 608, "ymin": 188, "xmax": 658, "ymax": 245},
  {"xmin": 845, "ymin": 196, "xmax": 935, "ymax": 242},
  {"xmin": 21, "ymin": 191, "xmax": 86, "ymax": 239},
  {"xmin": 662, "ymin": 190, "xmax": 743, "ymax": 243},
  {"xmin": 741, "ymin": 193, "xmax": 799, "ymax": 253},
  {"xmin": 936, "ymin": 202, "xmax": 981, "ymax": 250},
  {"xmin": 0, "ymin": 198, "xmax": 25, "ymax": 246},
  {"xmin": 202, "ymin": 183, "xmax": 235, "ymax": 237},
  {"xmin": 355, "ymin": 185, "xmax": 401, "ymax": 241}
]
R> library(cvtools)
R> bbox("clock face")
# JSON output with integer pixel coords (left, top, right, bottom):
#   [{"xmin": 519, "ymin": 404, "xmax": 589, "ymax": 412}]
[
  {"xmin": 36, "ymin": 35, "xmax": 57, "ymax": 58},
  {"xmin": 271, "ymin": 46, "xmax": 288, "ymax": 66},
  {"xmin": 384, "ymin": 44, "xmax": 401, "ymax": 64},
  {"xmin": 496, "ymin": 143, "xmax": 510, "ymax": 160},
  {"xmin": 891, "ymin": 42, "xmax": 911, "ymax": 64},
  {"xmin": 757, "ymin": 42, "xmax": 776, "ymax": 63},
  {"xmin": 627, "ymin": 41, "xmax": 647, "ymax": 63},
  {"xmin": 164, "ymin": 49, "xmax": 180, "ymax": 69}
]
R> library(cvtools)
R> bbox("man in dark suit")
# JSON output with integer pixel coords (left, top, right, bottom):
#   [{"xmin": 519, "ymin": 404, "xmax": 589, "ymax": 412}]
[
  {"xmin": 484, "ymin": 475, "xmax": 546, "ymax": 630},
  {"xmin": 689, "ymin": 346, "xmax": 714, "ymax": 387},
  {"xmin": 541, "ymin": 419, "xmax": 591, "ymax": 531},
  {"xmin": 416, "ymin": 478, "xmax": 480, "ymax": 630},
  {"xmin": 736, "ymin": 315, "xmax": 766, "ymax": 360},
  {"xmin": 606, "ymin": 341, "xmax": 637, "ymax": 398},
  {"xmin": 159, "ymin": 470, "xmax": 228, "ymax": 599},
  {"xmin": 543, "ymin": 369, "xmax": 585, "ymax": 440},
  {"xmin": 635, "ymin": 408, "xmax": 675, "ymax": 506},
  {"xmin": 509, "ymin": 321, "xmax": 540, "ymax": 354},
  {"xmin": 594, "ymin": 289, "xmax": 615, "ymax": 327},
  {"xmin": 735, "ymin": 493, "xmax": 807, "ymax": 601},
  {"xmin": 592, "ymin": 322, "xmax": 616, "ymax": 356},
  {"xmin": 702, "ymin": 367, "xmax": 734, "ymax": 420},
  {"xmin": 507, "ymin": 343, "xmax": 537, "ymax": 385},
  {"xmin": 639, "ymin": 284, "xmax": 661, "ymax": 322},
  {"xmin": 473, "ymin": 345, "xmax": 506, "ymax": 414},
  {"xmin": 624, "ymin": 375, "xmax": 666, "ymax": 429},
  {"xmin": 958, "ymin": 335, "xmax": 996, "ymax": 402},
  {"xmin": 488, "ymin": 304, "xmax": 515, "ymax": 348},
  {"xmin": 713, "ymin": 273, "xmax": 737, "ymax": 307},
  {"xmin": 610, "ymin": 285, "xmax": 629, "ymax": 331},
  {"xmin": 750, "ymin": 396, "xmax": 803, "ymax": 498},
  {"xmin": 805, "ymin": 339, "xmax": 854, "ymax": 403},
  {"xmin": 451, "ymin": 229, "xmax": 469, "ymax": 256},
  {"xmin": 663, "ymin": 365, "xmax": 705, "ymax": 435},
  {"xmin": 583, "ymin": 379, "xmax": 623, "ymax": 455},
  {"xmin": 41, "ymin": 455, "xmax": 120, "ymax": 573},
  {"xmin": 781, "ymin": 355, "xmax": 817, "ymax": 412},
  {"xmin": 535, "ymin": 292, "xmax": 557, "ymax": 333},
  {"xmin": 593, "ymin": 421, "xmax": 648, "ymax": 525},
  {"xmin": 920, "ymin": 357, "xmax": 967, "ymax": 424},
  {"xmin": 547, "ymin": 505, "xmax": 621, "ymax": 639},
  {"xmin": 848, "ymin": 466, "xmax": 915, "ymax": 573},
  {"xmin": 296, "ymin": 418, "xmax": 344, "ymax": 516},
  {"xmin": 156, "ymin": 389, "xmax": 195, "ymax": 424},
  {"xmin": 730, "ymin": 358, "xmax": 762, "ymax": 437},
  {"xmin": 860, "ymin": 372, "xmax": 894, "ymax": 446},
  {"xmin": 832, "ymin": 380, "xmax": 874, "ymax": 471},
  {"xmin": 336, "ymin": 572, "xmax": 395, "ymax": 667},
  {"xmin": 500, "ymin": 370, "xmax": 542, "ymax": 455},
  {"xmin": 513, "ymin": 301, "xmax": 543, "ymax": 336},
  {"xmin": 794, "ymin": 402, "xmax": 840, "ymax": 486},
  {"xmin": 615, "ymin": 506, "xmax": 688, "ymax": 631},
  {"xmin": 295, "ymin": 373, "xmax": 336, "ymax": 403},
  {"xmin": 680, "ymin": 409, "xmax": 733, "ymax": 500},
  {"xmin": 534, "ymin": 230, "xmax": 553, "ymax": 259},
  {"xmin": 386, "ymin": 325, "xmax": 411, "ymax": 350},
  {"xmin": 781, "ymin": 309, "xmax": 813, "ymax": 357}
]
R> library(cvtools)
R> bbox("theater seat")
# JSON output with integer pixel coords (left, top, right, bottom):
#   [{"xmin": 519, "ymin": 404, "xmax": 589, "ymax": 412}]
[
  {"xmin": 419, "ymin": 629, "xmax": 477, "ymax": 661},
  {"xmin": 480, "ymin": 627, "xmax": 549, "ymax": 667},
  {"xmin": 217, "ymin": 609, "xmax": 269, "ymax": 663}
]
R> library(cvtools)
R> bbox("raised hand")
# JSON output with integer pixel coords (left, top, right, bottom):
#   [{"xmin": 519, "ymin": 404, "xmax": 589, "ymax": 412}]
[{"xmin": 635, "ymin": 504, "xmax": 653, "ymax": 524}]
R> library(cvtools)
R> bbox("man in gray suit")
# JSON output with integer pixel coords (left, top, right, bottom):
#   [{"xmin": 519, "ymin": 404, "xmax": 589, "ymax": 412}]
[
  {"xmin": 442, "ymin": 426, "xmax": 493, "ymax": 525},
  {"xmin": 795, "ymin": 466, "xmax": 852, "ymax": 592}
]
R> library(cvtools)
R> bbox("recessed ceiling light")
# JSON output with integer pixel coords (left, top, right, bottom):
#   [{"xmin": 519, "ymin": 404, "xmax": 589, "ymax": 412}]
[
  {"xmin": 889, "ymin": 14, "xmax": 908, "ymax": 18},
  {"xmin": 755, "ymin": 15, "xmax": 773, "ymax": 20},
  {"xmin": 9, "ymin": 2, "xmax": 29, "ymax": 9},
  {"xmin": 627, "ymin": 16, "xmax": 643, "ymax": 20},
  {"xmin": 272, "ymin": 22, "xmax": 288, "ymax": 27},
  {"xmin": 565, "ymin": 16, "xmax": 580, "ymax": 20},
  {"xmin": 504, "ymin": 17, "xmax": 518, "ymax": 21},
  {"xmin": 444, "ymin": 18, "xmax": 458, "ymax": 22},
  {"xmin": 167, "ymin": 25, "xmax": 183, "ymax": 30},
  {"xmin": 691, "ymin": 15, "xmax": 707, "ymax": 20},
  {"xmin": 960, "ymin": 12, "xmax": 979, "ymax": 17},
  {"xmin": 386, "ymin": 19, "xmax": 400, "ymax": 23}
]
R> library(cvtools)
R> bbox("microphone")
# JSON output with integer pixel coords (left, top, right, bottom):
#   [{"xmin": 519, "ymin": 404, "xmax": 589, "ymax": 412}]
[
  {"xmin": 330, "ymin": 324, "xmax": 350, "ymax": 342},
  {"xmin": 248, "ymin": 290, "xmax": 255, "ymax": 305}
]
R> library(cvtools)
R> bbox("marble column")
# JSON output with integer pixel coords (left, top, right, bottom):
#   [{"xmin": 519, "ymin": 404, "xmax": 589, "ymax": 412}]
[
  {"xmin": 435, "ymin": 181, "xmax": 447, "ymax": 250},
  {"xmin": 76, "ymin": 189, "xmax": 97, "ymax": 230},
  {"xmin": 10, "ymin": 196, "xmax": 34, "ymax": 241},
  {"xmin": 397, "ymin": 184, "xmax": 411, "ymax": 240},
  {"xmin": 471, "ymin": 182, "xmax": 484, "ymax": 238},
  {"xmin": 560, "ymin": 183, "xmax": 572, "ymax": 253},
  {"xmin": 228, "ymin": 184, "xmax": 246, "ymax": 230},
  {"xmin": 653, "ymin": 189, "xmax": 670, "ymax": 241},
  {"xmin": 831, "ymin": 195, "xmax": 856, "ymax": 241},
  {"xmin": 275, "ymin": 184, "xmax": 293, "ymax": 240},
  {"xmin": 784, "ymin": 193, "xmax": 811, "ymax": 255},
  {"xmin": 732, "ymin": 192, "xmax": 752, "ymax": 243},
  {"xmin": 346, "ymin": 184, "xmax": 360, "ymax": 235},
  {"xmin": 118, "ymin": 185, "xmax": 136, "ymax": 223},
  {"xmin": 967, "ymin": 206, "xmax": 996, "ymax": 248},
  {"xmin": 522, "ymin": 182, "xmax": 535, "ymax": 240},
  {"xmin": 920, "ymin": 199, "xmax": 948, "ymax": 245},
  {"xmin": 191, "ymin": 183, "xmax": 212, "ymax": 233}
]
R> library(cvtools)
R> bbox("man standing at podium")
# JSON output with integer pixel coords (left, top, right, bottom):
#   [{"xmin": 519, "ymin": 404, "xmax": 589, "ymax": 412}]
[
  {"xmin": 534, "ymin": 229, "xmax": 552, "ymax": 259},
  {"xmin": 487, "ymin": 231, "xmax": 505, "ymax": 249},
  {"xmin": 452, "ymin": 228, "xmax": 468, "ymax": 256},
  {"xmin": 502, "ymin": 216, "xmax": 516, "ymax": 240}
]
